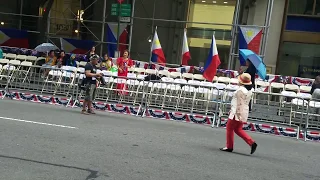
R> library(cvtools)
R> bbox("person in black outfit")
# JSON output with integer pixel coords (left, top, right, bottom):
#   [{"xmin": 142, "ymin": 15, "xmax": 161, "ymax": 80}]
[
  {"xmin": 244, "ymin": 60, "xmax": 257, "ymax": 111},
  {"xmin": 86, "ymin": 46, "xmax": 96, "ymax": 61},
  {"xmin": 82, "ymin": 55, "xmax": 102, "ymax": 115}
]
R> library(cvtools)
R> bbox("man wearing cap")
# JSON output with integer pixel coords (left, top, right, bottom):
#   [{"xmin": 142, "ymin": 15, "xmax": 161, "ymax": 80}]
[{"xmin": 82, "ymin": 54, "xmax": 102, "ymax": 115}]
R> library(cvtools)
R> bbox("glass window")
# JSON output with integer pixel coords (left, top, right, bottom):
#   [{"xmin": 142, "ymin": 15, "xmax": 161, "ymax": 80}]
[
  {"xmin": 288, "ymin": 0, "xmax": 315, "ymax": 15},
  {"xmin": 277, "ymin": 42, "xmax": 320, "ymax": 78},
  {"xmin": 187, "ymin": 2, "xmax": 235, "ymax": 67},
  {"xmin": 315, "ymin": 0, "xmax": 320, "ymax": 16}
]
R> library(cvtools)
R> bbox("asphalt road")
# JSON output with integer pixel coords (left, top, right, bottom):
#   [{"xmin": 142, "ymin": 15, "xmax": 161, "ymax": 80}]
[{"xmin": 0, "ymin": 99, "xmax": 319, "ymax": 180}]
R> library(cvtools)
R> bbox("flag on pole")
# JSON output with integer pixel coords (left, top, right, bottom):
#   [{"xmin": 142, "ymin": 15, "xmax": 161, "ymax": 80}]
[
  {"xmin": 106, "ymin": 22, "xmax": 128, "ymax": 58},
  {"xmin": 60, "ymin": 38, "xmax": 95, "ymax": 54},
  {"xmin": 181, "ymin": 29, "xmax": 191, "ymax": 65},
  {"xmin": 0, "ymin": 28, "xmax": 29, "ymax": 48},
  {"xmin": 203, "ymin": 35, "xmax": 221, "ymax": 82},
  {"xmin": 151, "ymin": 29, "xmax": 166, "ymax": 65},
  {"xmin": 238, "ymin": 26, "xmax": 263, "ymax": 66}
]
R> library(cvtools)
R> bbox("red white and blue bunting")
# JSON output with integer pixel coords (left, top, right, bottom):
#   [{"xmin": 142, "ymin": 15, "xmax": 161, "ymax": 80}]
[{"xmin": 1, "ymin": 91, "xmax": 319, "ymax": 142}]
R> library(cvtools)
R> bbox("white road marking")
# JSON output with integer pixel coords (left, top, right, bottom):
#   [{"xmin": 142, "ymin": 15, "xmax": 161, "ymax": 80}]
[{"xmin": 0, "ymin": 116, "xmax": 78, "ymax": 129}]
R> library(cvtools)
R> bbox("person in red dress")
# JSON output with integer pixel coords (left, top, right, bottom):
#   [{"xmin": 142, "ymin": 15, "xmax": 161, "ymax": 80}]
[{"xmin": 116, "ymin": 50, "xmax": 133, "ymax": 95}]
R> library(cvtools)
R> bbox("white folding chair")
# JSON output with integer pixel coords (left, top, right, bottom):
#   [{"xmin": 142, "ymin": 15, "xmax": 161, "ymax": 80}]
[
  {"xmin": 19, "ymin": 61, "xmax": 33, "ymax": 83},
  {"xmin": 5, "ymin": 53, "xmax": 17, "ymax": 60},
  {"xmin": 169, "ymin": 71, "xmax": 181, "ymax": 79},
  {"xmin": 134, "ymin": 68, "xmax": 146, "ymax": 75},
  {"xmin": 229, "ymin": 78, "xmax": 239, "ymax": 85},
  {"xmin": 182, "ymin": 73, "xmax": 193, "ymax": 80},
  {"xmin": 41, "ymin": 68, "xmax": 63, "ymax": 94},
  {"xmin": 193, "ymin": 74, "xmax": 205, "ymax": 81},
  {"xmin": 253, "ymin": 80, "xmax": 270, "ymax": 105},
  {"xmin": 158, "ymin": 70, "xmax": 169, "ymax": 77},
  {"xmin": 299, "ymin": 85, "xmax": 311, "ymax": 93},
  {"xmin": 79, "ymin": 61, "xmax": 87, "ymax": 67},
  {"xmin": 145, "ymin": 69, "xmax": 157, "ymax": 75},
  {"xmin": 217, "ymin": 76, "xmax": 230, "ymax": 84},
  {"xmin": 16, "ymin": 55, "xmax": 27, "ymax": 61},
  {"xmin": 26, "ymin": 56, "xmax": 37, "ymax": 64}
]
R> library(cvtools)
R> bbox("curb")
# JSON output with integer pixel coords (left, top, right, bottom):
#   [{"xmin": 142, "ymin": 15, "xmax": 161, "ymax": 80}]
[{"xmin": 1, "ymin": 91, "xmax": 319, "ymax": 142}]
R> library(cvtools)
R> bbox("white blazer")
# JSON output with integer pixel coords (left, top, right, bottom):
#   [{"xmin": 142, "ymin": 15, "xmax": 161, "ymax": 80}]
[{"xmin": 228, "ymin": 86, "xmax": 253, "ymax": 122}]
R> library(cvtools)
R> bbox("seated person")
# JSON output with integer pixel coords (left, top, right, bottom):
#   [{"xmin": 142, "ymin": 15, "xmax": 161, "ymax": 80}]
[
  {"xmin": 100, "ymin": 53, "xmax": 113, "ymax": 70},
  {"xmin": 56, "ymin": 50, "xmax": 67, "ymax": 68},
  {"xmin": 0, "ymin": 47, "xmax": 3, "ymax": 59},
  {"xmin": 66, "ymin": 54, "xmax": 77, "ymax": 67},
  {"xmin": 42, "ymin": 50, "xmax": 57, "ymax": 77}
]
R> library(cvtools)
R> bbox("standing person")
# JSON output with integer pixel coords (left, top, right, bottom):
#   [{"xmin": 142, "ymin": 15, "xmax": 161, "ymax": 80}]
[
  {"xmin": 86, "ymin": 46, "xmax": 96, "ymax": 61},
  {"xmin": 311, "ymin": 75, "xmax": 320, "ymax": 120},
  {"xmin": 220, "ymin": 73, "xmax": 258, "ymax": 154},
  {"xmin": 311, "ymin": 75, "xmax": 320, "ymax": 99},
  {"xmin": 82, "ymin": 55, "xmax": 102, "ymax": 115},
  {"xmin": 242, "ymin": 60, "xmax": 257, "ymax": 111},
  {"xmin": 116, "ymin": 50, "xmax": 133, "ymax": 94}
]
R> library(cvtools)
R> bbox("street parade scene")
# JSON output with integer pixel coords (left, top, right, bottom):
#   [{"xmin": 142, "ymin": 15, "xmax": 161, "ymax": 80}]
[{"xmin": 0, "ymin": 0, "xmax": 319, "ymax": 179}]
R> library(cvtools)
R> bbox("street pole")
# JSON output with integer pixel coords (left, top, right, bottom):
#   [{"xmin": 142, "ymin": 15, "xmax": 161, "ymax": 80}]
[
  {"xmin": 19, "ymin": 0, "xmax": 23, "ymax": 30},
  {"xmin": 148, "ymin": 0, "xmax": 157, "ymax": 64},
  {"xmin": 117, "ymin": 2, "xmax": 122, "ymax": 57},
  {"xmin": 100, "ymin": 0, "xmax": 107, "ymax": 56},
  {"xmin": 128, "ymin": 0, "xmax": 136, "ymax": 54}
]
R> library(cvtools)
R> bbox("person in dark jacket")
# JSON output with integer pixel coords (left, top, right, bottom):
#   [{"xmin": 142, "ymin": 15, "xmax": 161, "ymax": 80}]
[
  {"xmin": 86, "ymin": 46, "xmax": 96, "ymax": 61},
  {"xmin": 244, "ymin": 60, "xmax": 257, "ymax": 111}
]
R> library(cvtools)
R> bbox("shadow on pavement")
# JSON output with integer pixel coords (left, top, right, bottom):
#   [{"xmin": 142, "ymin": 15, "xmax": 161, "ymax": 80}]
[{"xmin": 0, "ymin": 154, "xmax": 108, "ymax": 180}]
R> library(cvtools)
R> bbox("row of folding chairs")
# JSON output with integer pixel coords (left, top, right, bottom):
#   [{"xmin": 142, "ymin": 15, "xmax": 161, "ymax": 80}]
[
  {"xmin": 2, "ymin": 53, "xmax": 39, "ymax": 62},
  {"xmin": 0, "ymin": 59, "xmax": 33, "ymax": 83}
]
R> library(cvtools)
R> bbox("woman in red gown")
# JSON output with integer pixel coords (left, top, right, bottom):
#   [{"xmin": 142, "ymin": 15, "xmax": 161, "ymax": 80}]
[{"xmin": 116, "ymin": 50, "xmax": 133, "ymax": 95}]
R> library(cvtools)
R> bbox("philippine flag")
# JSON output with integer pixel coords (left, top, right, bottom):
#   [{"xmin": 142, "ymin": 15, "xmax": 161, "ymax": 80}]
[
  {"xmin": 181, "ymin": 29, "xmax": 191, "ymax": 65},
  {"xmin": 60, "ymin": 38, "xmax": 96, "ymax": 54},
  {"xmin": 203, "ymin": 35, "xmax": 221, "ymax": 82},
  {"xmin": 151, "ymin": 31, "xmax": 166, "ymax": 65},
  {"xmin": 106, "ymin": 22, "xmax": 128, "ymax": 58},
  {"xmin": 0, "ymin": 28, "xmax": 29, "ymax": 48},
  {"xmin": 238, "ymin": 26, "xmax": 262, "ymax": 66}
]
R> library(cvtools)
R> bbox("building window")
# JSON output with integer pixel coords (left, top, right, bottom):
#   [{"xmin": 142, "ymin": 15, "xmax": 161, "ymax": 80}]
[
  {"xmin": 278, "ymin": 42, "xmax": 320, "ymax": 78},
  {"xmin": 187, "ymin": 1, "xmax": 235, "ymax": 67},
  {"xmin": 288, "ymin": 0, "xmax": 319, "ymax": 16},
  {"xmin": 315, "ymin": 0, "xmax": 320, "ymax": 16}
]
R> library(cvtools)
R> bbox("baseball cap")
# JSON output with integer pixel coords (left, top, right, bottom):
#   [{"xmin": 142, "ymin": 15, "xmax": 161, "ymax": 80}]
[{"xmin": 90, "ymin": 54, "xmax": 99, "ymax": 60}]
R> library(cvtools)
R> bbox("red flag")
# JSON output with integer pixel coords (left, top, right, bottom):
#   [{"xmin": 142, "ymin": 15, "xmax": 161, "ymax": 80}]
[
  {"xmin": 181, "ymin": 29, "xmax": 191, "ymax": 65},
  {"xmin": 203, "ymin": 35, "xmax": 221, "ymax": 82}
]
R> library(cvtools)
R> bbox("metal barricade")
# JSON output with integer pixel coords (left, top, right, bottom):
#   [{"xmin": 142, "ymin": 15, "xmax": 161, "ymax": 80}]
[
  {"xmin": 70, "ymin": 72, "xmax": 145, "ymax": 115},
  {"xmin": 303, "ymin": 97, "xmax": 320, "ymax": 141},
  {"xmin": 1, "ymin": 63, "xmax": 319, "ymax": 142},
  {"xmin": 5, "ymin": 64, "xmax": 77, "ymax": 98},
  {"xmin": 140, "ymin": 80, "xmax": 221, "ymax": 121}
]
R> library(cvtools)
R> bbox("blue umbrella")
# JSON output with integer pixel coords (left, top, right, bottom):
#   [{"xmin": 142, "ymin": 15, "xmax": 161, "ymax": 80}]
[{"xmin": 239, "ymin": 49, "xmax": 266, "ymax": 80}]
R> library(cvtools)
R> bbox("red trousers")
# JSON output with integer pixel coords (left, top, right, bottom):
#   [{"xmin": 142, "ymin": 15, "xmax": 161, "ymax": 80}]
[{"xmin": 226, "ymin": 118, "xmax": 255, "ymax": 149}]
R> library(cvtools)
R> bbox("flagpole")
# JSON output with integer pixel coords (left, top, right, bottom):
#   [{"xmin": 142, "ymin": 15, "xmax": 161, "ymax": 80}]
[
  {"xmin": 180, "ymin": 28, "xmax": 186, "ymax": 65},
  {"xmin": 116, "ymin": 1, "xmax": 122, "ymax": 57},
  {"xmin": 128, "ymin": 0, "xmax": 136, "ymax": 54},
  {"xmin": 149, "ymin": 26, "xmax": 157, "ymax": 65}
]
